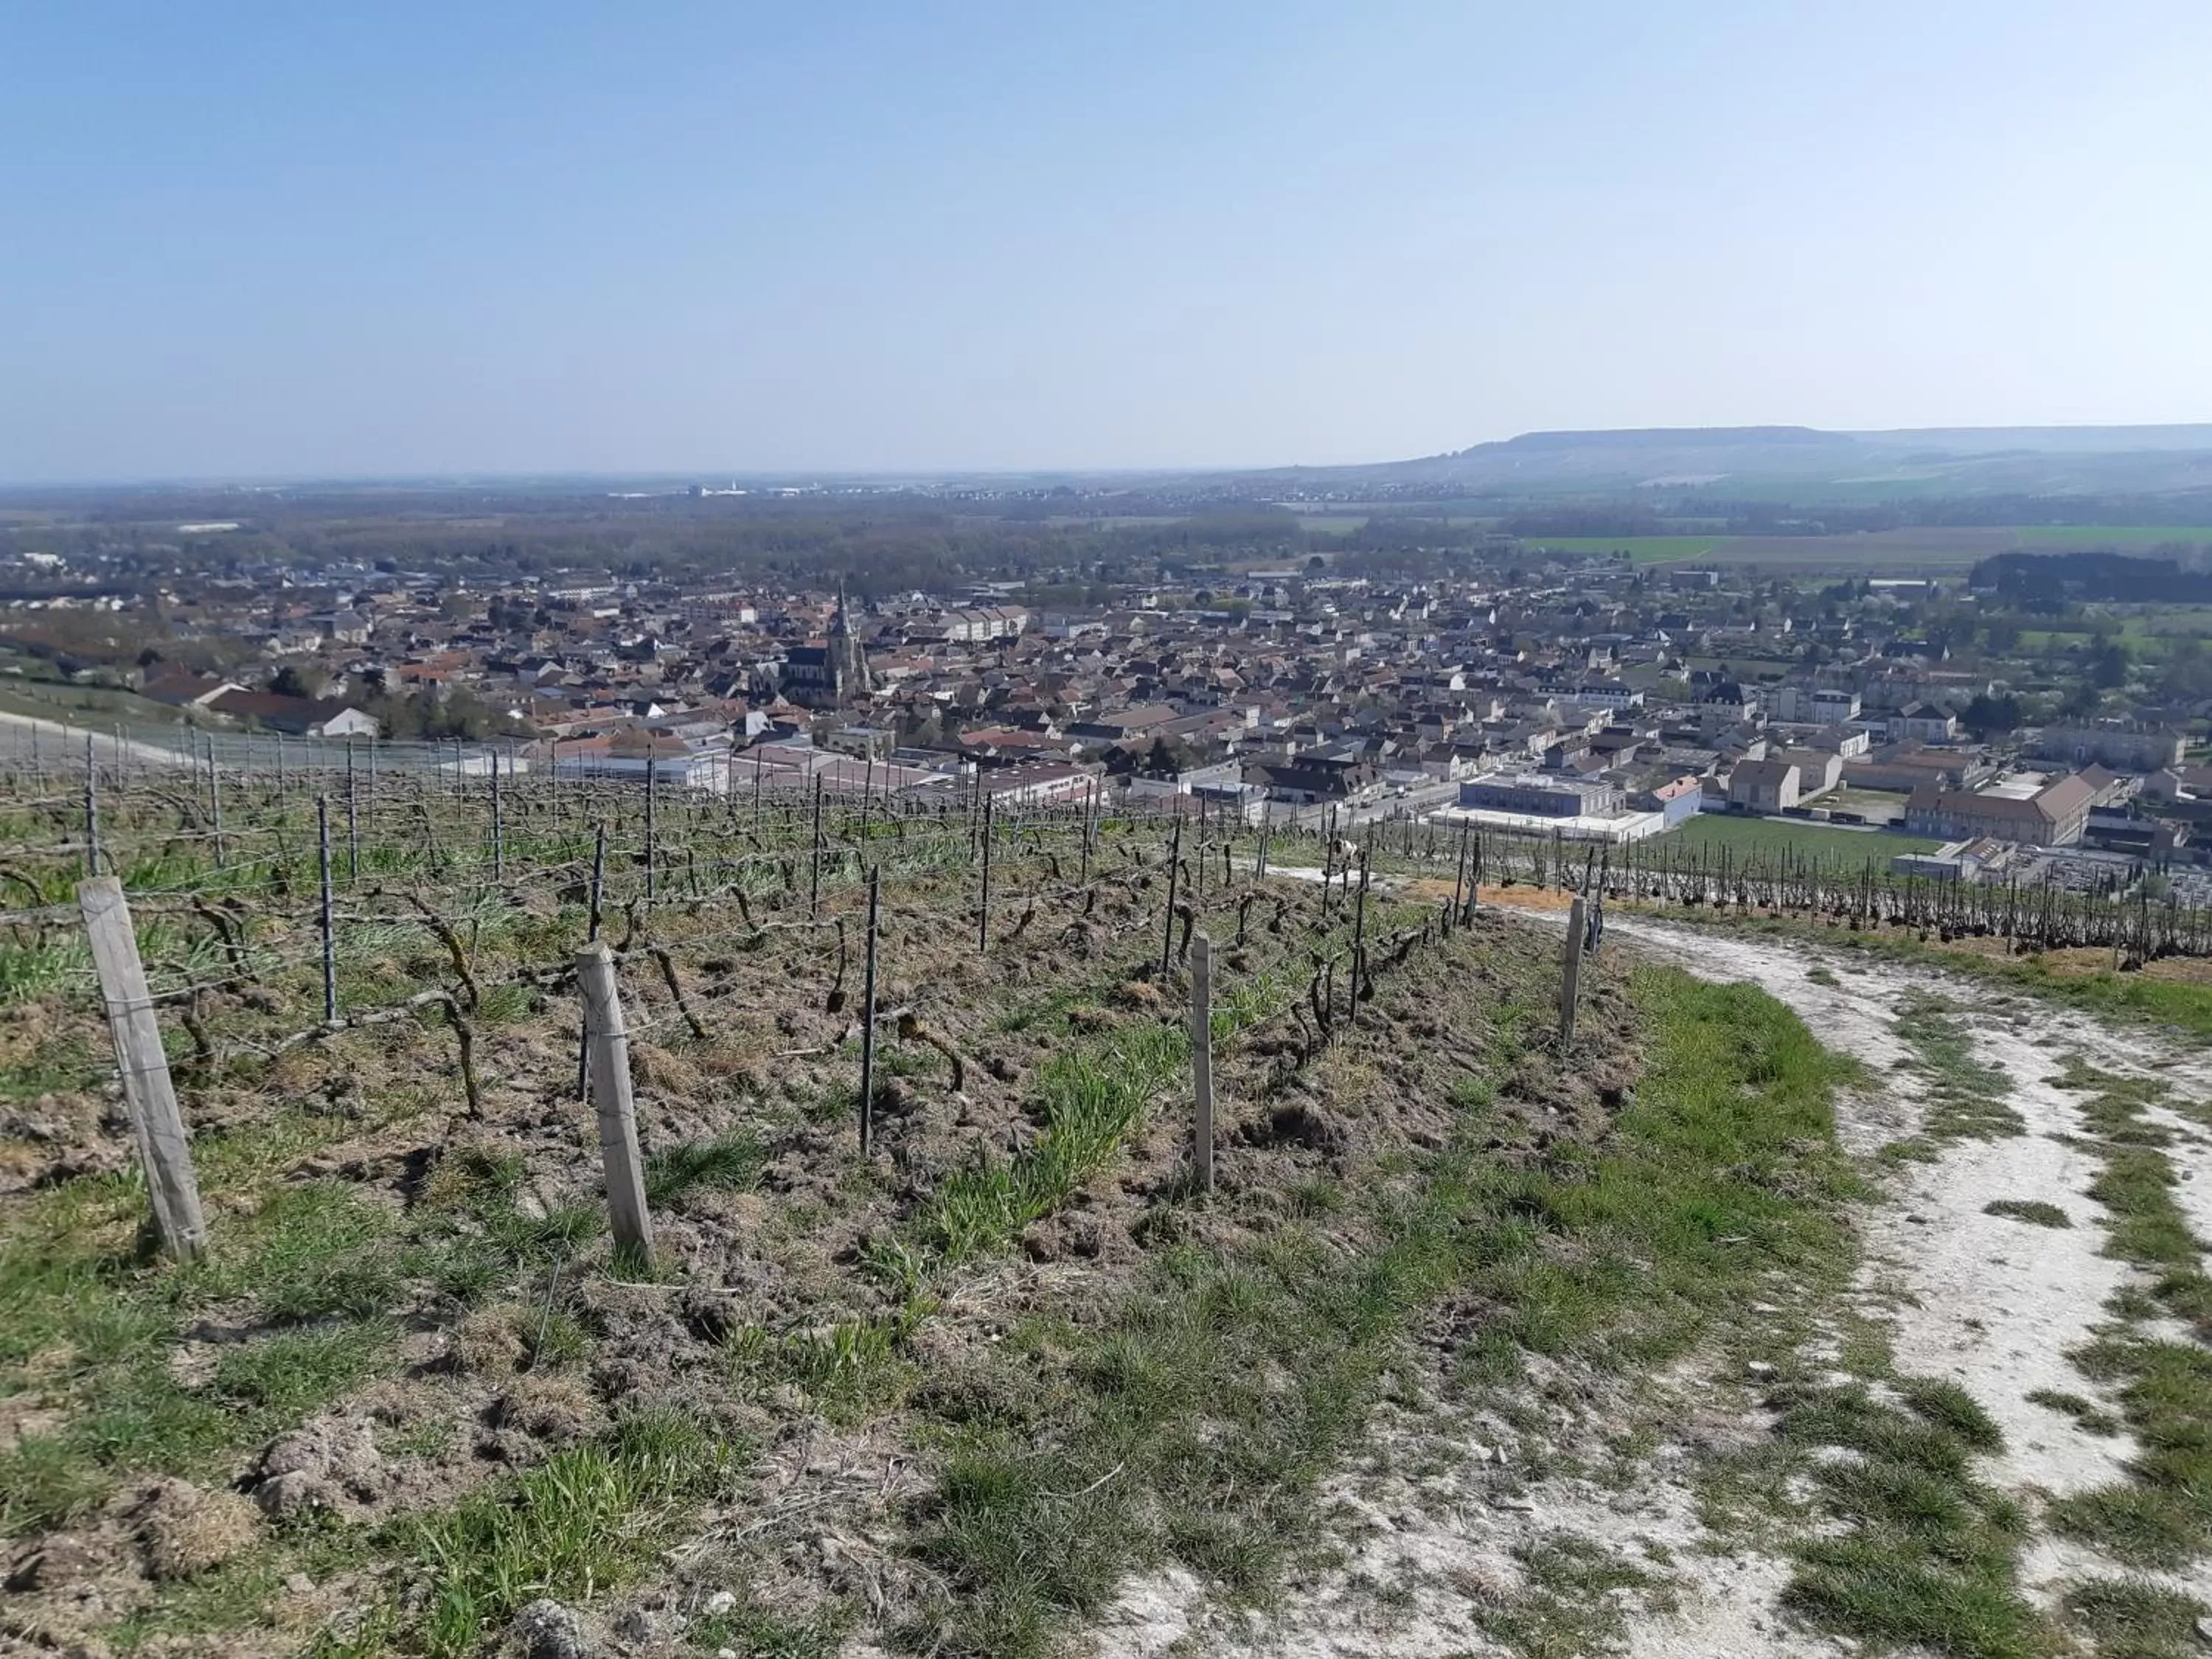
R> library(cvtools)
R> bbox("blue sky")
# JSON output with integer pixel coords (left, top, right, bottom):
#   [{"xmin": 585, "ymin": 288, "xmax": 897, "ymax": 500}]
[{"xmin": 4, "ymin": 1, "xmax": 2210, "ymax": 479}]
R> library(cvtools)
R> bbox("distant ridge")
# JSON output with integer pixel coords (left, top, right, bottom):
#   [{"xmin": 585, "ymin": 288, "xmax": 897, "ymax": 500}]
[{"xmin": 1252, "ymin": 422, "xmax": 2212, "ymax": 498}]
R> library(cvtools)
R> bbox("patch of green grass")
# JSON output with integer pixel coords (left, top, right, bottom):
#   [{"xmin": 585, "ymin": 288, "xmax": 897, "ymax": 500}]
[
  {"xmin": 2037, "ymin": 1062, "xmax": 2212, "ymax": 1572},
  {"xmin": 1629, "ymin": 906, "xmax": 2212, "ymax": 1044},
  {"xmin": 902, "ymin": 966, "xmax": 1860, "ymax": 1658},
  {"xmin": 386, "ymin": 1408, "xmax": 744, "ymax": 1659},
  {"xmin": 1895, "ymin": 1375, "xmax": 2006, "ymax": 1451},
  {"xmin": 1806, "ymin": 965, "xmax": 1840, "ymax": 987},
  {"xmin": 685, "ymin": 1596, "xmax": 849, "ymax": 1658},
  {"xmin": 644, "ymin": 1127, "xmax": 767, "ymax": 1207},
  {"xmin": 1984, "ymin": 1199, "xmax": 2073, "ymax": 1229},
  {"xmin": 1472, "ymin": 1532, "xmax": 1669, "ymax": 1656},
  {"xmin": 0, "ymin": 1124, "xmax": 629, "ymax": 1561},
  {"xmin": 900, "ymin": 934, "xmax": 1338, "ymax": 1267},
  {"xmin": 0, "ymin": 1168, "xmax": 407, "ymax": 1537},
  {"xmin": 1775, "ymin": 1382, "xmax": 2045, "ymax": 1658},
  {"xmin": 2050, "ymin": 1335, "xmax": 2212, "ymax": 1568},
  {"xmin": 728, "ymin": 1309, "xmax": 924, "ymax": 1425},
  {"xmin": 2026, "ymin": 1388, "xmax": 2121, "ymax": 1437},
  {"xmin": 2061, "ymin": 1574, "xmax": 2211, "ymax": 1659},
  {"xmin": 1654, "ymin": 814, "xmax": 1941, "ymax": 864},
  {"xmin": 1893, "ymin": 994, "xmax": 2020, "ymax": 1140}
]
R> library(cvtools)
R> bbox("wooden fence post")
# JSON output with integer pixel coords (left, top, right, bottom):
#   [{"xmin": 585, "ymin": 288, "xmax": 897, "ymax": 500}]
[
  {"xmin": 1191, "ymin": 931, "xmax": 1214, "ymax": 1192},
  {"xmin": 578, "ymin": 821, "xmax": 608, "ymax": 1101},
  {"xmin": 1351, "ymin": 847, "xmax": 1370, "ymax": 1025},
  {"xmin": 346, "ymin": 742, "xmax": 361, "ymax": 883},
  {"xmin": 79, "ymin": 877, "xmax": 208, "ymax": 1259},
  {"xmin": 317, "ymin": 795, "xmax": 338, "ymax": 1024},
  {"xmin": 1080, "ymin": 779, "xmax": 1096, "ymax": 886},
  {"xmin": 83, "ymin": 735, "xmax": 100, "ymax": 877},
  {"xmin": 1160, "ymin": 815, "xmax": 1183, "ymax": 977},
  {"xmin": 574, "ymin": 942, "xmax": 654, "ymax": 1268},
  {"xmin": 859, "ymin": 865, "xmax": 881, "ymax": 1155},
  {"xmin": 978, "ymin": 793, "xmax": 994, "ymax": 950},
  {"xmin": 1559, "ymin": 894, "xmax": 1587, "ymax": 1047},
  {"xmin": 645, "ymin": 759, "xmax": 658, "ymax": 903},
  {"xmin": 1453, "ymin": 820, "xmax": 1471, "ymax": 926},
  {"xmin": 810, "ymin": 775, "xmax": 823, "ymax": 917}
]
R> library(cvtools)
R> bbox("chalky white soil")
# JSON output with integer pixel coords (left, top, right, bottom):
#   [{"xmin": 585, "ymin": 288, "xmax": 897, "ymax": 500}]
[{"xmin": 1084, "ymin": 917, "xmax": 2212, "ymax": 1658}]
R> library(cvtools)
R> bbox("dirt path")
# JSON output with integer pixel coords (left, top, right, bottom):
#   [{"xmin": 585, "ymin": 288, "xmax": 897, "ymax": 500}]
[{"xmin": 1087, "ymin": 914, "xmax": 2212, "ymax": 1657}]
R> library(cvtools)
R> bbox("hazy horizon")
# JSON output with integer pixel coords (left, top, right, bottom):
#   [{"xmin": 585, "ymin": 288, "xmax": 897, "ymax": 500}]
[{"xmin": 6, "ymin": 2, "xmax": 2211, "ymax": 483}]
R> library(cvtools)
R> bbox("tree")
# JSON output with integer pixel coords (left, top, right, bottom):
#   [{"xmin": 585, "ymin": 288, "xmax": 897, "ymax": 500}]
[
  {"xmin": 2091, "ymin": 637, "xmax": 2131, "ymax": 689},
  {"xmin": 2059, "ymin": 678, "xmax": 2104, "ymax": 720},
  {"xmin": 269, "ymin": 664, "xmax": 327, "ymax": 700},
  {"xmin": 1961, "ymin": 692, "xmax": 2023, "ymax": 740}
]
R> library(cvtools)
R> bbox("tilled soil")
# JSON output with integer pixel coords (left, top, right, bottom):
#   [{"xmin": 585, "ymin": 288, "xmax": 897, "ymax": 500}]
[{"xmin": 0, "ymin": 859, "xmax": 1645, "ymax": 1657}]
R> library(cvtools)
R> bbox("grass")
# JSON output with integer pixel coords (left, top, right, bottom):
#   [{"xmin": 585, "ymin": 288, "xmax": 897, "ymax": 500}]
[
  {"xmin": 1471, "ymin": 1533, "xmax": 1669, "ymax": 1655},
  {"xmin": 727, "ymin": 1312, "xmax": 922, "ymax": 1425},
  {"xmin": 683, "ymin": 1598, "xmax": 849, "ymax": 1658},
  {"xmin": 901, "ymin": 966, "xmax": 1863, "ymax": 1658},
  {"xmin": 0, "ymin": 1171, "xmax": 406, "ymax": 1536},
  {"xmin": 1519, "ymin": 535, "xmax": 1725, "ymax": 563},
  {"xmin": 1769, "ymin": 1380, "xmax": 2045, "ymax": 1658},
  {"xmin": 2026, "ymin": 1388, "xmax": 2121, "ymax": 1437},
  {"xmin": 1653, "ymin": 813, "xmax": 1941, "ymax": 863},
  {"xmin": 0, "ymin": 1134, "xmax": 608, "ymax": 1550},
  {"xmin": 2013, "ymin": 524, "xmax": 2212, "ymax": 550},
  {"xmin": 1629, "ymin": 906, "xmax": 2212, "ymax": 1046},
  {"xmin": 375, "ymin": 1408, "xmax": 742, "ymax": 1659},
  {"xmin": 1891, "ymin": 993, "xmax": 2020, "ymax": 1141},
  {"xmin": 2060, "ymin": 1575, "xmax": 2211, "ymax": 1658},
  {"xmin": 2038, "ymin": 1062, "xmax": 2212, "ymax": 1573},
  {"xmin": 904, "ymin": 1015, "xmax": 1187, "ymax": 1266},
  {"xmin": 1984, "ymin": 1198, "xmax": 2072, "ymax": 1229},
  {"xmin": 644, "ymin": 1127, "xmax": 767, "ymax": 1207},
  {"xmin": 894, "ymin": 932, "xmax": 1340, "ymax": 1270}
]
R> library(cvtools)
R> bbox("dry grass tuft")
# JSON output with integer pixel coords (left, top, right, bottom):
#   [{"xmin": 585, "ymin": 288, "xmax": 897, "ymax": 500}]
[{"xmin": 134, "ymin": 1477, "xmax": 261, "ymax": 1580}]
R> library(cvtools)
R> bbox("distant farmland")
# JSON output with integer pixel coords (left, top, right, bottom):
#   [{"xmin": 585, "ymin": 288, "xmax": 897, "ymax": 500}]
[
  {"xmin": 1531, "ymin": 524, "xmax": 2212, "ymax": 573},
  {"xmin": 1517, "ymin": 536, "xmax": 1725, "ymax": 563},
  {"xmin": 2012, "ymin": 524, "xmax": 2212, "ymax": 550}
]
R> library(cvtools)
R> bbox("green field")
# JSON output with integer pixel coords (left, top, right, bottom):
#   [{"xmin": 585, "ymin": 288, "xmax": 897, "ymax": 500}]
[
  {"xmin": 0, "ymin": 678, "xmax": 194, "ymax": 729},
  {"xmin": 1526, "ymin": 524, "xmax": 2212, "ymax": 573},
  {"xmin": 1655, "ymin": 812, "xmax": 1940, "ymax": 864},
  {"xmin": 1525, "ymin": 536, "xmax": 1725, "ymax": 563},
  {"xmin": 2013, "ymin": 525, "xmax": 2212, "ymax": 550}
]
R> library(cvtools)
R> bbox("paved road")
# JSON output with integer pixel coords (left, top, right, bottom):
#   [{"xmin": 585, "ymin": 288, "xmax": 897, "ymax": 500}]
[{"xmin": 0, "ymin": 709, "xmax": 195, "ymax": 771}]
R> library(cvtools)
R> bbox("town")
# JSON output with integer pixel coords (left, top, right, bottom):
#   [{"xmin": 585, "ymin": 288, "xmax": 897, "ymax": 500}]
[{"xmin": 4, "ymin": 498, "xmax": 2208, "ymax": 911}]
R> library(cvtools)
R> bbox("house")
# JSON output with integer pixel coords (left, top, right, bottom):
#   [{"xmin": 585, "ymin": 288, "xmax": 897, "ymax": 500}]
[
  {"xmin": 1777, "ymin": 748, "xmax": 1843, "ymax": 799},
  {"xmin": 1248, "ymin": 753, "xmax": 1379, "ymax": 805},
  {"xmin": 1728, "ymin": 758, "xmax": 1801, "ymax": 815},
  {"xmin": 140, "ymin": 671, "xmax": 244, "ymax": 709},
  {"xmin": 1459, "ymin": 774, "xmax": 1625, "ymax": 817},
  {"xmin": 554, "ymin": 728, "xmax": 733, "ymax": 790},
  {"xmin": 205, "ymin": 690, "xmax": 381, "ymax": 739},
  {"xmin": 1892, "ymin": 838, "xmax": 2023, "ymax": 884},
  {"xmin": 1773, "ymin": 685, "xmax": 1860, "ymax": 724},
  {"xmin": 1905, "ymin": 773, "xmax": 2096, "ymax": 847},
  {"xmin": 1631, "ymin": 776, "xmax": 1704, "ymax": 829},
  {"xmin": 1888, "ymin": 702, "xmax": 1958, "ymax": 744},
  {"xmin": 2030, "ymin": 723, "xmax": 2185, "ymax": 773},
  {"xmin": 1843, "ymin": 742, "xmax": 1983, "ymax": 794}
]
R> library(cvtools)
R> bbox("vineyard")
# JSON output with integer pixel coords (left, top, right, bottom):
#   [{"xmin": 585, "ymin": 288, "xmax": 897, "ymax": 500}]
[
  {"xmin": 0, "ymin": 748, "xmax": 1653, "ymax": 1658},
  {"xmin": 1, "ymin": 742, "xmax": 2205, "ymax": 1657}
]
